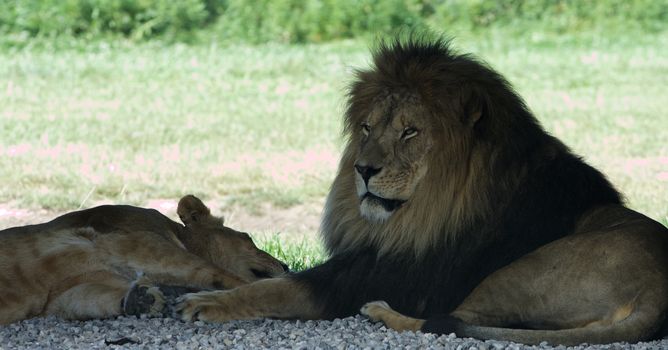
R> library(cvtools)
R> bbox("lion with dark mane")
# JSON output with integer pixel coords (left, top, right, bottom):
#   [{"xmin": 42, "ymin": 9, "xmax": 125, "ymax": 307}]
[{"xmin": 177, "ymin": 36, "xmax": 668, "ymax": 345}]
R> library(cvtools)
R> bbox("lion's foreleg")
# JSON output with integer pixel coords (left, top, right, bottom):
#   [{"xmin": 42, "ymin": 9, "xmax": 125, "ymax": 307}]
[{"xmin": 177, "ymin": 277, "xmax": 321, "ymax": 322}]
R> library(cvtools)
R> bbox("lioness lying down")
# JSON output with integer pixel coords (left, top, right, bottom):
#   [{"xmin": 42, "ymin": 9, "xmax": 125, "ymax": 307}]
[{"xmin": 0, "ymin": 195, "xmax": 287, "ymax": 325}]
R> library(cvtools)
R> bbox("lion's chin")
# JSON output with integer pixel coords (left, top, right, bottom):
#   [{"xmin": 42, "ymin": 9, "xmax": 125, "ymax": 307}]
[{"xmin": 359, "ymin": 193, "xmax": 406, "ymax": 223}]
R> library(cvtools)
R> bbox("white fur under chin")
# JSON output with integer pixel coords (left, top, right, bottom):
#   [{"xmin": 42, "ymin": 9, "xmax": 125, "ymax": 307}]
[{"xmin": 360, "ymin": 199, "xmax": 393, "ymax": 223}]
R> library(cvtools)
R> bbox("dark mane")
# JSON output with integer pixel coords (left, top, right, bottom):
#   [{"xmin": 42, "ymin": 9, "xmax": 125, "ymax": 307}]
[{"xmin": 346, "ymin": 36, "xmax": 543, "ymax": 144}]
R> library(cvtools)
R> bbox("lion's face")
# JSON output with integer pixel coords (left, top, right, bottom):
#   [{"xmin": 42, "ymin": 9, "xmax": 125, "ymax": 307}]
[
  {"xmin": 322, "ymin": 39, "xmax": 492, "ymax": 255},
  {"xmin": 354, "ymin": 93, "xmax": 434, "ymax": 222}
]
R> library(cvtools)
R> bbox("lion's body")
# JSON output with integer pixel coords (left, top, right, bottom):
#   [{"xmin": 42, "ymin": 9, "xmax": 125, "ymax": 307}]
[
  {"xmin": 176, "ymin": 37, "xmax": 668, "ymax": 345},
  {"xmin": 0, "ymin": 196, "xmax": 286, "ymax": 325},
  {"xmin": 302, "ymin": 130, "xmax": 625, "ymax": 320}
]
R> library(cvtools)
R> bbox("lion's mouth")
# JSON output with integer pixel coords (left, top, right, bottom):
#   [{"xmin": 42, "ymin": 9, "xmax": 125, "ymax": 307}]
[{"xmin": 362, "ymin": 192, "xmax": 406, "ymax": 212}]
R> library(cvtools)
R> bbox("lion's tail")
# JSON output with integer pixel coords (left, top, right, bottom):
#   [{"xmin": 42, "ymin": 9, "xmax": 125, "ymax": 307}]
[{"xmin": 422, "ymin": 309, "xmax": 667, "ymax": 346}]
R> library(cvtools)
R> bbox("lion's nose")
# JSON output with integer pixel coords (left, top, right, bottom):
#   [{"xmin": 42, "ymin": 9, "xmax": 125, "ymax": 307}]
[{"xmin": 355, "ymin": 164, "xmax": 382, "ymax": 185}]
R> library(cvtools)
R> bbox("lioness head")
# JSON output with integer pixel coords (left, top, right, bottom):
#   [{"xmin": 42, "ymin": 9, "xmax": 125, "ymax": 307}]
[{"xmin": 177, "ymin": 195, "xmax": 288, "ymax": 282}]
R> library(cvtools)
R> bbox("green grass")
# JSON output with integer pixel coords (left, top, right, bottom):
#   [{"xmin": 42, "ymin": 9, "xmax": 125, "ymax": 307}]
[
  {"xmin": 256, "ymin": 233, "xmax": 326, "ymax": 272},
  {"xmin": 1, "ymin": 32, "xmax": 667, "ymax": 268}
]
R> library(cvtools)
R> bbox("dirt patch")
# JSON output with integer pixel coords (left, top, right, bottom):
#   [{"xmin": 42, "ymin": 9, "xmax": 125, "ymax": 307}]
[
  {"xmin": 0, "ymin": 204, "xmax": 54, "ymax": 229},
  {"xmin": 223, "ymin": 201, "xmax": 324, "ymax": 237}
]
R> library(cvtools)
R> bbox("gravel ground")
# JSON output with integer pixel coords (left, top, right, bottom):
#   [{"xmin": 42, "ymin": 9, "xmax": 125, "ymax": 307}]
[{"xmin": 1, "ymin": 315, "xmax": 667, "ymax": 350}]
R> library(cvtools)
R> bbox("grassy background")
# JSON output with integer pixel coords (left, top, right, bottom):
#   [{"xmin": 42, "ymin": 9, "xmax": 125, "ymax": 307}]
[
  {"xmin": 1, "ymin": 1, "xmax": 667, "ymax": 268},
  {"xmin": 1, "ymin": 0, "xmax": 666, "ymax": 44}
]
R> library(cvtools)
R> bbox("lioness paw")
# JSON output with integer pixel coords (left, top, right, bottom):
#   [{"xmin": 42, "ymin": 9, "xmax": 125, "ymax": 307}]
[
  {"xmin": 123, "ymin": 284, "xmax": 166, "ymax": 317},
  {"xmin": 175, "ymin": 291, "xmax": 235, "ymax": 322}
]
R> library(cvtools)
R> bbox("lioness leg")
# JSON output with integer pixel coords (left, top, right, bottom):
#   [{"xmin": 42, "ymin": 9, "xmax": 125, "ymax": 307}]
[
  {"xmin": 177, "ymin": 277, "xmax": 321, "ymax": 322},
  {"xmin": 45, "ymin": 273, "xmax": 132, "ymax": 320},
  {"xmin": 47, "ymin": 273, "xmax": 169, "ymax": 320},
  {"xmin": 0, "ymin": 290, "xmax": 48, "ymax": 325}
]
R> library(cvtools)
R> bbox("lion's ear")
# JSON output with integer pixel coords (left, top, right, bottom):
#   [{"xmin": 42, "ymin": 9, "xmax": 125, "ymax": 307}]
[
  {"xmin": 458, "ymin": 84, "xmax": 485, "ymax": 127},
  {"xmin": 177, "ymin": 195, "xmax": 216, "ymax": 226}
]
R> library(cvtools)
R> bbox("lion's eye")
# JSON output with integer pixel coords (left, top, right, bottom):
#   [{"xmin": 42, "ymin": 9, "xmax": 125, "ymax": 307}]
[
  {"xmin": 402, "ymin": 127, "xmax": 418, "ymax": 140},
  {"xmin": 361, "ymin": 123, "xmax": 371, "ymax": 136}
]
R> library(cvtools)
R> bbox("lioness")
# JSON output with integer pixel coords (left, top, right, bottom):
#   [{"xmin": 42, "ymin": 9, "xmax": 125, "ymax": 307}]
[
  {"xmin": 0, "ymin": 195, "xmax": 287, "ymax": 325},
  {"xmin": 176, "ymin": 37, "xmax": 668, "ymax": 345}
]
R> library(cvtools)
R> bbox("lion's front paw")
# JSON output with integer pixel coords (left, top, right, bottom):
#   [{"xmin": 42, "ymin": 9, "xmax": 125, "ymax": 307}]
[
  {"xmin": 175, "ymin": 290, "xmax": 235, "ymax": 322},
  {"xmin": 360, "ymin": 300, "xmax": 392, "ymax": 322}
]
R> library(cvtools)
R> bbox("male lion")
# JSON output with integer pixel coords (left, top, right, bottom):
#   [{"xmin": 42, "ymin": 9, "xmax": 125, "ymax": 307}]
[
  {"xmin": 0, "ymin": 195, "xmax": 287, "ymax": 325},
  {"xmin": 176, "ymin": 37, "xmax": 668, "ymax": 345}
]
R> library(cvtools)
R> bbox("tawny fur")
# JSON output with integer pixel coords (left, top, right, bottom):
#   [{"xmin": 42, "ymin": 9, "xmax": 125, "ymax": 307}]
[{"xmin": 0, "ymin": 195, "xmax": 286, "ymax": 325}]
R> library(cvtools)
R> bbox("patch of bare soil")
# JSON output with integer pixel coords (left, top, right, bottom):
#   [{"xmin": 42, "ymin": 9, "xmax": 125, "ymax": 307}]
[
  {"xmin": 222, "ymin": 200, "xmax": 324, "ymax": 239},
  {"xmin": 0, "ymin": 203, "xmax": 54, "ymax": 230}
]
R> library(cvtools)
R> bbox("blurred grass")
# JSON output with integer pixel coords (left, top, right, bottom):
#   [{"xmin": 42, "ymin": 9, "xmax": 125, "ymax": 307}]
[
  {"xmin": 0, "ymin": 41, "xmax": 360, "ymax": 211},
  {"xmin": 1, "ymin": 31, "xmax": 667, "ymax": 267},
  {"xmin": 1, "ymin": 0, "xmax": 666, "ymax": 44}
]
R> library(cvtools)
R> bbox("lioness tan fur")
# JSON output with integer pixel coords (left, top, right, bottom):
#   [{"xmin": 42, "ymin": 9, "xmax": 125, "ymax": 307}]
[
  {"xmin": 0, "ymin": 195, "xmax": 286, "ymax": 325},
  {"xmin": 175, "ymin": 37, "xmax": 668, "ymax": 345}
]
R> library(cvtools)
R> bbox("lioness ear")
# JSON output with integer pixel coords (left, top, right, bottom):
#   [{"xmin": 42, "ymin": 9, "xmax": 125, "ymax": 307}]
[{"xmin": 177, "ymin": 195, "xmax": 214, "ymax": 226}]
